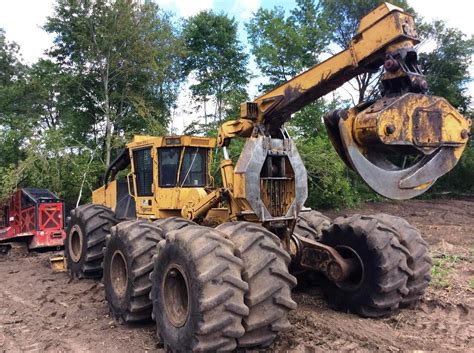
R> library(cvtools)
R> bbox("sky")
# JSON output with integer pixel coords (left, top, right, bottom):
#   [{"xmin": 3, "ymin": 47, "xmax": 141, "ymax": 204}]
[{"xmin": 0, "ymin": 0, "xmax": 472, "ymax": 131}]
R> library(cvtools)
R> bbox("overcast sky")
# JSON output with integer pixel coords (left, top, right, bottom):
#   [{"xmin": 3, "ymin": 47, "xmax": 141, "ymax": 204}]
[{"xmin": 0, "ymin": 0, "xmax": 472, "ymax": 131}]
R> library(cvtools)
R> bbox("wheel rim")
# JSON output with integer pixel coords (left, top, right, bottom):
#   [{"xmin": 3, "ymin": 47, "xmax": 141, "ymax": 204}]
[
  {"xmin": 334, "ymin": 245, "xmax": 364, "ymax": 291},
  {"xmin": 163, "ymin": 264, "xmax": 190, "ymax": 328},
  {"xmin": 69, "ymin": 225, "xmax": 83, "ymax": 263},
  {"xmin": 110, "ymin": 250, "xmax": 128, "ymax": 298}
]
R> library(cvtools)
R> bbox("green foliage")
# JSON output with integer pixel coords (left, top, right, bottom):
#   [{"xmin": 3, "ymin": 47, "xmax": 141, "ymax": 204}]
[
  {"xmin": 183, "ymin": 11, "xmax": 249, "ymax": 124},
  {"xmin": 319, "ymin": 0, "xmax": 413, "ymax": 49},
  {"xmin": 296, "ymin": 135, "xmax": 360, "ymax": 209},
  {"xmin": 318, "ymin": 0, "xmax": 413, "ymax": 103},
  {"xmin": 431, "ymin": 253, "xmax": 461, "ymax": 288},
  {"xmin": 0, "ymin": 30, "xmax": 33, "ymax": 167},
  {"xmin": 0, "ymin": 130, "xmax": 103, "ymax": 207},
  {"xmin": 1, "ymin": 0, "xmax": 473, "ymax": 211},
  {"xmin": 430, "ymin": 144, "xmax": 474, "ymax": 194},
  {"xmin": 419, "ymin": 21, "xmax": 474, "ymax": 114},
  {"xmin": 247, "ymin": 0, "xmax": 330, "ymax": 88},
  {"xmin": 44, "ymin": 0, "xmax": 184, "ymax": 164},
  {"xmin": 418, "ymin": 21, "xmax": 474, "ymax": 194},
  {"xmin": 0, "ymin": 2, "xmax": 185, "ymax": 206}
]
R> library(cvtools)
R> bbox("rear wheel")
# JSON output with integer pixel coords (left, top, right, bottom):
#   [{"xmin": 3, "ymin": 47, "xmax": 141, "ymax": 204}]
[
  {"xmin": 217, "ymin": 222, "xmax": 297, "ymax": 348},
  {"xmin": 320, "ymin": 214, "xmax": 410, "ymax": 317},
  {"xmin": 373, "ymin": 213, "xmax": 432, "ymax": 306},
  {"xmin": 294, "ymin": 210, "xmax": 330, "ymax": 241},
  {"xmin": 150, "ymin": 225, "xmax": 248, "ymax": 352},
  {"xmin": 65, "ymin": 204, "xmax": 117, "ymax": 279},
  {"xmin": 103, "ymin": 220, "xmax": 164, "ymax": 322}
]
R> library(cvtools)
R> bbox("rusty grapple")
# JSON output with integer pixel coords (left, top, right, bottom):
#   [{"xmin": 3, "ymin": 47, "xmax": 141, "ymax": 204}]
[{"xmin": 325, "ymin": 93, "xmax": 471, "ymax": 199}]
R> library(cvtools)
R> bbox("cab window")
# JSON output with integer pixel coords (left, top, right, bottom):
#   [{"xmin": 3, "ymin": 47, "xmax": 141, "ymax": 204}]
[
  {"xmin": 1, "ymin": 206, "xmax": 8, "ymax": 227},
  {"xmin": 159, "ymin": 147, "xmax": 181, "ymax": 187},
  {"xmin": 179, "ymin": 147, "xmax": 207, "ymax": 187},
  {"xmin": 133, "ymin": 148, "xmax": 153, "ymax": 196},
  {"xmin": 21, "ymin": 193, "xmax": 34, "ymax": 209}
]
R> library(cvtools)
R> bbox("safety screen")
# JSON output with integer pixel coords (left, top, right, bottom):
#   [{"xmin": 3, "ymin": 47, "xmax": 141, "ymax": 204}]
[
  {"xmin": 40, "ymin": 205, "xmax": 62, "ymax": 230},
  {"xmin": 133, "ymin": 148, "xmax": 153, "ymax": 196},
  {"xmin": 21, "ymin": 207, "xmax": 36, "ymax": 233}
]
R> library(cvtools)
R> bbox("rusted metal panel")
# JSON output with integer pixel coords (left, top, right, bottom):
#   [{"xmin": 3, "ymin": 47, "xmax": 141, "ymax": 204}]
[{"xmin": 413, "ymin": 109, "xmax": 442, "ymax": 146}]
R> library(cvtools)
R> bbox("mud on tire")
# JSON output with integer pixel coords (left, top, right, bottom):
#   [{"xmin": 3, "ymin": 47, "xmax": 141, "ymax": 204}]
[
  {"xmin": 373, "ymin": 213, "xmax": 432, "ymax": 306},
  {"xmin": 103, "ymin": 220, "xmax": 164, "ymax": 323},
  {"xmin": 294, "ymin": 210, "xmax": 331, "ymax": 241},
  {"xmin": 217, "ymin": 222, "xmax": 297, "ymax": 348},
  {"xmin": 150, "ymin": 225, "xmax": 248, "ymax": 352},
  {"xmin": 321, "ymin": 214, "xmax": 410, "ymax": 317},
  {"xmin": 65, "ymin": 204, "xmax": 117, "ymax": 279},
  {"xmin": 153, "ymin": 217, "xmax": 196, "ymax": 233}
]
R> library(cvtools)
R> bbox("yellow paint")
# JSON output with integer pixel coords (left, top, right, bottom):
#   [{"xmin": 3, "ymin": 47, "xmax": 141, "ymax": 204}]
[{"xmin": 90, "ymin": 3, "xmax": 471, "ymax": 227}]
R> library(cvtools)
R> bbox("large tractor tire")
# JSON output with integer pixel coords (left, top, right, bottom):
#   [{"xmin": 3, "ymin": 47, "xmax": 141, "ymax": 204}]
[
  {"xmin": 320, "ymin": 214, "xmax": 410, "ymax": 317},
  {"xmin": 373, "ymin": 213, "xmax": 432, "ymax": 306},
  {"xmin": 217, "ymin": 222, "xmax": 297, "ymax": 348},
  {"xmin": 65, "ymin": 204, "xmax": 117, "ymax": 279},
  {"xmin": 150, "ymin": 225, "xmax": 248, "ymax": 352},
  {"xmin": 294, "ymin": 210, "xmax": 331, "ymax": 241},
  {"xmin": 103, "ymin": 220, "xmax": 164, "ymax": 323},
  {"xmin": 153, "ymin": 217, "xmax": 196, "ymax": 233}
]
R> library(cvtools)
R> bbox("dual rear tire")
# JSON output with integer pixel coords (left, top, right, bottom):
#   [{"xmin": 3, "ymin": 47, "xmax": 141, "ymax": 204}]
[{"xmin": 320, "ymin": 213, "xmax": 431, "ymax": 317}]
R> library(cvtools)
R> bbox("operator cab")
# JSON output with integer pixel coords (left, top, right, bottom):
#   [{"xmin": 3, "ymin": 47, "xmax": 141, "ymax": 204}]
[{"xmin": 93, "ymin": 135, "xmax": 216, "ymax": 220}]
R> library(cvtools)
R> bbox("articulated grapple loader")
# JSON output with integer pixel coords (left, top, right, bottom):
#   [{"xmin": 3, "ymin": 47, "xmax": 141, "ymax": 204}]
[{"xmin": 65, "ymin": 3, "xmax": 471, "ymax": 351}]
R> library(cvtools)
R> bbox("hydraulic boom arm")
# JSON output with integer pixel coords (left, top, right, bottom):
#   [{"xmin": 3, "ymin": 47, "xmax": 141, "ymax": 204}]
[{"xmin": 218, "ymin": 2, "xmax": 471, "ymax": 200}]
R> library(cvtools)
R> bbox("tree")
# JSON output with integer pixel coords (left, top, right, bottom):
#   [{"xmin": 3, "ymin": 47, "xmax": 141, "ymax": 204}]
[
  {"xmin": 247, "ymin": 1, "xmax": 366, "ymax": 208},
  {"xmin": 182, "ymin": 11, "xmax": 249, "ymax": 125},
  {"xmin": 44, "ymin": 0, "xmax": 184, "ymax": 165},
  {"xmin": 319, "ymin": 0, "xmax": 413, "ymax": 103},
  {"xmin": 0, "ymin": 29, "xmax": 33, "ymax": 167},
  {"xmin": 247, "ymin": 0, "xmax": 330, "ymax": 88},
  {"xmin": 418, "ymin": 21, "xmax": 474, "ymax": 194},
  {"xmin": 419, "ymin": 21, "xmax": 474, "ymax": 114}
]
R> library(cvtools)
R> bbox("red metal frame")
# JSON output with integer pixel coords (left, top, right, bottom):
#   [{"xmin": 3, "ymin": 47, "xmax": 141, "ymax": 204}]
[{"xmin": 0, "ymin": 189, "xmax": 66, "ymax": 249}]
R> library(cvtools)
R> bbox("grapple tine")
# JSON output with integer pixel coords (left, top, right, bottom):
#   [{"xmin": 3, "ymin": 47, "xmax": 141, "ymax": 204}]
[{"xmin": 328, "ymin": 94, "xmax": 471, "ymax": 200}]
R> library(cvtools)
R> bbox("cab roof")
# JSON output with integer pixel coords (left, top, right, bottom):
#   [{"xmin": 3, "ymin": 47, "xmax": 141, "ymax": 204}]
[{"xmin": 127, "ymin": 135, "xmax": 216, "ymax": 149}]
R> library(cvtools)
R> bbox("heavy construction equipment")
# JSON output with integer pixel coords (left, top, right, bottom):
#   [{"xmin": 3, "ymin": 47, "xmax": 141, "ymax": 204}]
[
  {"xmin": 65, "ymin": 3, "xmax": 471, "ymax": 352},
  {"xmin": 0, "ymin": 188, "xmax": 66, "ymax": 252}
]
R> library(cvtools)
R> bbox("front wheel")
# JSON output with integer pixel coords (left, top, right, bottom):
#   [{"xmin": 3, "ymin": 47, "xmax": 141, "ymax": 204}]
[
  {"xmin": 217, "ymin": 221, "xmax": 297, "ymax": 348},
  {"xmin": 294, "ymin": 210, "xmax": 331, "ymax": 241},
  {"xmin": 150, "ymin": 225, "xmax": 248, "ymax": 352},
  {"xmin": 102, "ymin": 220, "xmax": 164, "ymax": 323},
  {"xmin": 320, "ymin": 214, "xmax": 410, "ymax": 317}
]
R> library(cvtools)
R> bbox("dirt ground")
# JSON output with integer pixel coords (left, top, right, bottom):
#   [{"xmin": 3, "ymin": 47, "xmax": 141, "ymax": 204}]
[{"xmin": 0, "ymin": 198, "xmax": 473, "ymax": 352}]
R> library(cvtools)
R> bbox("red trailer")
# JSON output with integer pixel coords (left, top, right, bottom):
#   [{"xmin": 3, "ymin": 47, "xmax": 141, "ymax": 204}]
[{"xmin": 0, "ymin": 188, "xmax": 66, "ymax": 249}]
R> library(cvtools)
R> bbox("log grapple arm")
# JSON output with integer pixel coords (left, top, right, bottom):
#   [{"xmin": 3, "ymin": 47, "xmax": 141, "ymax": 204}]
[{"xmin": 218, "ymin": 2, "xmax": 471, "ymax": 200}]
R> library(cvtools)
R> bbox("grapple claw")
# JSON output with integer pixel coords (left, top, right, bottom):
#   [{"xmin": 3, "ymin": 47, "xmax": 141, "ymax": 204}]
[{"xmin": 325, "ymin": 94, "xmax": 471, "ymax": 200}]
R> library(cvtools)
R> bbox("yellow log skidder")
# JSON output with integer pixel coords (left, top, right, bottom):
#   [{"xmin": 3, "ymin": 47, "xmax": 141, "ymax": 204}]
[{"xmin": 65, "ymin": 3, "xmax": 471, "ymax": 351}]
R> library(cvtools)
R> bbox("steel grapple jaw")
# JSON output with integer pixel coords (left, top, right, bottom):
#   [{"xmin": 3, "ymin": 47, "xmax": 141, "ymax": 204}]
[{"xmin": 325, "ymin": 93, "xmax": 472, "ymax": 199}]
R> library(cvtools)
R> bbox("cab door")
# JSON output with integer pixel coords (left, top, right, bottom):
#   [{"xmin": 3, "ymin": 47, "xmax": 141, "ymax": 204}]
[
  {"xmin": 155, "ymin": 147, "xmax": 182, "ymax": 210},
  {"xmin": 131, "ymin": 146, "xmax": 155, "ymax": 216}
]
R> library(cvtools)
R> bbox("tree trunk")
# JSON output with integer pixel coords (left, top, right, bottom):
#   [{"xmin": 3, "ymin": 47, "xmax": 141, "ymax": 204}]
[{"xmin": 104, "ymin": 61, "xmax": 113, "ymax": 166}]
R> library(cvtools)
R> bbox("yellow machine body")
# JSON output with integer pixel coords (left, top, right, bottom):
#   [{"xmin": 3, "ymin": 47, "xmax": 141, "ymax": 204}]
[
  {"xmin": 66, "ymin": 5, "xmax": 472, "ymax": 336},
  {"xmin": 92, "ymin": 135, "xmax": 226, "ymax": 222},
  {"xmin": 92, "ymin": 2, "xmax": 470, "ymax": 227}
]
